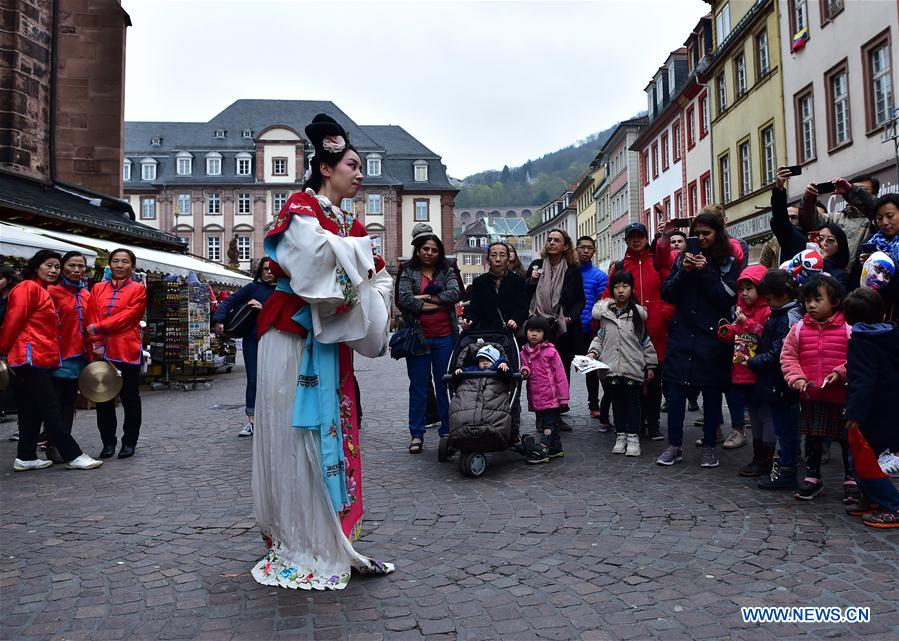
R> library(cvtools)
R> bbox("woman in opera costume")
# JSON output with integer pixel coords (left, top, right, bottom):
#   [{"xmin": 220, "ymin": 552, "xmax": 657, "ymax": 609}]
[{"xmin": 250, "ymin": 114, "xmax": 395, "ymax": 590}]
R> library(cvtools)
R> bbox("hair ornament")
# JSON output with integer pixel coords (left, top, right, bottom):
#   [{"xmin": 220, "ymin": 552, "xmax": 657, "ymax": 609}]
[{"xmin": 321, "ymin": 135, "xmax": 346, "ymax": 154}]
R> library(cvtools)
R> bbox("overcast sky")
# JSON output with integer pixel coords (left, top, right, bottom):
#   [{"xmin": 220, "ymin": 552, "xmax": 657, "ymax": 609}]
[{"xmin": 122, "ymin": 0, "xmax": 709, "ymax": 178}]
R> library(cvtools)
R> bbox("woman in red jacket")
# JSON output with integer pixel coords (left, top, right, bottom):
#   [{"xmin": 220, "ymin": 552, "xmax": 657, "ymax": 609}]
[
  {"xmin": 87, "ymin": 248, "xmax": 147, "ymax": 459},
  {"xmin": 46, "ymin": 251, "xmax": 103, "ymax": 461},
  {"xmin": 0, "ymin": 250, "xmax": 102, "ymax": 471}
]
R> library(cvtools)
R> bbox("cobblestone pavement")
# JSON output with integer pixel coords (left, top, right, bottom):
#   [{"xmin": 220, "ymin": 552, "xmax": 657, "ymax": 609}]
[{"xmin": 1, "ymin": 352, "xmax": 897, "ymax": 641}]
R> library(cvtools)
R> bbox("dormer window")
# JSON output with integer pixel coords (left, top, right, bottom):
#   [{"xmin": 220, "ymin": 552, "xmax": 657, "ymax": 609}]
[
  {"xmin": 176, "ymin": 151, "xmax": 192, "ymax": 176},
  {"xmin": 140, "ymin": 158, "xmax": 157, "ymax": 181},
  {"xmin": 151, "ymin": 137, "xmax": 162, "ymax": 147},
  {"xmin": 214, "ymin": 129, "xmax": 226, "ymax": 139},
  {"xmin": 206, "ymin": 151, "xmax": 222, "ymax": 176},
  {"xmin": 241, "ymin": 129, "xmax": 253, "ymax": 139},
  {"xmin": 413, "ymin": 160, "xmax": 428, "ymax": 182},
  {"xmin": 366, "ymin": 154, "xmax": 382, "ymax": 177},
  {"xmin": 123, "ymin": 159, "xmax": 132, "ymax": 181},
  {"xmin": 236, "ymin": 151, "xmax": 252, "ymax": 176}
]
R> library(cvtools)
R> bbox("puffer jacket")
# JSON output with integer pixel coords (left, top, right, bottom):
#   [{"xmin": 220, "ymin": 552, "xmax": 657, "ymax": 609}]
[
  {"xmin": 448, "ymin": 375, "xmax": 513, "ymax": 452},
  {"xmin": 520, "ymin": 341, "xmax": 569, "ymax": 411},
  {"xmin": 780, "ymin": 311, "xmax": 850, "ymax": 404},
  {"xmin": 662, "ymin": 253, "xmax": 740, "ymax": 388},
  {"xmin": 716, "ymin": 264, "xmax": 771, "ymax": 384},
  {"xmin": 603, "ymin": 246, "xmax": 674, "ymax": 361},
  {"xmin": 0, "ymin": 279, "xmax": 61, "ymax": 369},
  {"xmin": 588, "ymin": 299, "xmax": 657, "ymax": 383},
  {"xmin": 747, "ymin": 300, "xmax": 803, "ymax": 403},
  {"xmin": 845, "ymin": 322, "xmax": 899, "ymax": 454},
  {"xmin": 579, "ymin": 263, "xmax": 608, "ymax": 333}
]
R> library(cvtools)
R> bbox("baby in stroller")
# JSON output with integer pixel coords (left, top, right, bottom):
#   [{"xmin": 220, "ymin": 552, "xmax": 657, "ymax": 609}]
[{"xmin": 454, "ymin": 344, "xmax": 510, "ymax": 375}]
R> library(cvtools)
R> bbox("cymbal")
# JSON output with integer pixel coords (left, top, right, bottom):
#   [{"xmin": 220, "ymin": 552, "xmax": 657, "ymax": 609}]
[
  {"xmin": 78, "ymin": 361, "xmax": 122, "ymax": 403},
  {"xmin": 0, "ymin": 360, "xmax": 9, "ymax": 391}
]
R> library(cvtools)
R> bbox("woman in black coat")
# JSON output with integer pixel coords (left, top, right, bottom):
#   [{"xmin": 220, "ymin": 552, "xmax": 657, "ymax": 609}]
[
  {"xmin": 464, "ymin": 242, "xmax": 528, "ymax": 331},
  {"xmin": 213, "ymin": 257, "xmax": 276, "ymax": 437},
  {"xmin": 659, "ymin": 213, "xmax": 739, "ymax": 468},
  {"xmin": 525, "ymin": 229, "xmax": 585, "ymax": 383}
]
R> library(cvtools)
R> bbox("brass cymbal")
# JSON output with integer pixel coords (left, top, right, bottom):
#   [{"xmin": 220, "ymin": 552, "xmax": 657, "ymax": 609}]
[
  {"xmin": 78, "ymin": 361, "xmax": 123, "ymax": 403},
  {"xmin": 0, "ymin": 360, "xmax": 10, "ymax": 391}
]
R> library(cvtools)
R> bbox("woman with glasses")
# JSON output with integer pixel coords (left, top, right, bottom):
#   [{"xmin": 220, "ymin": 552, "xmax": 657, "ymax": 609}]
[
  {"xmin": 213, "ymin": 257, "xmax": 276, "ymax": 437},
  {"xmin": 397, "ymin": 223, "xmax": 461, "ymax": 454},
  {"xmin": 815, "ymin": 223, "xmax": 850, "ymax": 291}
]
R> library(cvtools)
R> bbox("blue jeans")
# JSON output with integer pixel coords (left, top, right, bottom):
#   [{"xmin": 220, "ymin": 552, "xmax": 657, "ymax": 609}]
[
  {"xmin": 771, "ymin": 400, "xmax": 800, "ymax": 468},
  {"xmin": 406, "ymin": 335, "xmax": 454, "ymax": 438},
  {"xmin": 664, "ymin": 381, "xmax": 723, "ymax": 447},
  {"xmin": 243, "ymin": 336, "xmax": 259, "ymax": 418}
]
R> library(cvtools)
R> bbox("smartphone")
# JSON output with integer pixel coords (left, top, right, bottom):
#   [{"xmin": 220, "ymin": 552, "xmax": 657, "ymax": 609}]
[
  {"xmin": 686, "ymin": 236, "xmax": 701, "ymax": 255},
  {"xmin": 815, "ymin": 181, "xmax": 836, "ymax": 194},
  {"xmin": 786, "ymin": 165, "xmax": 802, "ymax": 176},
  {"xmin": 669, "ymin": 217, "xmax": 693, "ymax": 228},
  {"xmin": 861, "ymin": 242, "xmax": 878, "ymax": 254}
]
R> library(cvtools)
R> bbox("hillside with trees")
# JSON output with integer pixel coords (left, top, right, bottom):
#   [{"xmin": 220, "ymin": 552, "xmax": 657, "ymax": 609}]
[{"xmin": 454, "ymin": 123, "xmax": 619, "ymax": 208}]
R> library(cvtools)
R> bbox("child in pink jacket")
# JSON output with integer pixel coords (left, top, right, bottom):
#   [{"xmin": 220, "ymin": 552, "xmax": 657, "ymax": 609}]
[
  {"xmin": 520, "ymin": 315, "xmax": 569, "ymax": 464},
  {"xmin": 717, "ymin": 264, "xmax": 773, "ymax": 477},
  {"xmin": 780, "ymin": 274, "xmax": 855, "ymax": 502}
]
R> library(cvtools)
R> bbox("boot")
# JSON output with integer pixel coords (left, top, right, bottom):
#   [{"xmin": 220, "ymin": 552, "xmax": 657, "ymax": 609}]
[
  {"xmin": 757, "ymin": 458, "xmax": 797, "ymax": 490},
  {"xmin": 739, "ymin": 439, "xmax": 768, "ymax": 477}
]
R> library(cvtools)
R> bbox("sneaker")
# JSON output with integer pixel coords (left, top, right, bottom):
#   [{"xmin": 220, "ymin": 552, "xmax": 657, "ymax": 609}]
[
  {"xmin": 647, "ymin": 426, "xmax": 664, "ymax": 441},
  {"xmin": 238, "ymin": 423, "xmax": 254, "ymax": 437},
  {"xmin": 13, "ymin": 458, "xmax": 53, "ymax": 472},
  {"xmin": 861, "ymin": 511, "xmax": 899, "ymax": 529},
  {"xmin": 526, "ymin": 446, "xmax": 549, "ymax": 465},
  {"xmin": 757, "ymin": 461, "xmax": 797, "ymax": 490},
  {"xmin": 66, "ymin": 454, "xmax": 103, "ymax": 470},
  {"xmin": 597, "ymin": 420, "xmax": 613, "ymax": 433},
  {"xmin": 625, "ymin": 434, "xmax": 641, "ymax": 457},
  {"xmin": 695, "ymin": 427, "xmax": 725, "ymax": 447},
  {"xmin": 794, "ymin": 477, "xmax": 824, "ymax": 500},
  {"xmin": 878, "ymin": 450, "xmax": 899, "ymax": 476},
  {"xmin": 842, "ymin": 480, "xmax": 862, "ymax": 504},
  {"xmin": 547, "ymin": 447, "xmax": 565, "ymax": 459},
  {"xmin": 687, "ymin": 399, "xmax": 700, "ymax": 412},
  {"xmin": 656, "ymin": 445, "xmax": 683, "ymax": 466},
  {"xmin": 722, "ymin": 430, "xmax": 747, "ymax": 449},
  {"xmin": 612, "ymin": 433, "xmax": 628, "ymax": 454},
  {"xmin": 8, "ymin": 432, "xmax": 19, "ymax": 441},
  {"xmin": 700, "ymin": 447, "xmax": 719, "ymax": 468}
]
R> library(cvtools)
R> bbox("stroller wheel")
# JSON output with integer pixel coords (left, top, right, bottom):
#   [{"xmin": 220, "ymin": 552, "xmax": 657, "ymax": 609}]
[
  {"xmin": 438, "ymin": 437, "xmax": 452, "ymax": 462},
  {"xmin": 458, "ymin": 452, "xmax": 487, "ymax": 478}
]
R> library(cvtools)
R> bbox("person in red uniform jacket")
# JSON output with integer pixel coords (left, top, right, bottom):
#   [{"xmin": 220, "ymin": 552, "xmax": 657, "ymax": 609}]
[
  {"xmin": 0, "ymin": 250, "xmax": 101, "ymax": 471},
  {"xmin": 87, "ymin": 248, "xmax": 147, "ymax": 460},
  {"xmin": 602, "ymin": 223, "xmax": 674, "ymax": 439},
  {"xmin": 46, "ymin": 251, "xmax": 103, "ymax": 461}
]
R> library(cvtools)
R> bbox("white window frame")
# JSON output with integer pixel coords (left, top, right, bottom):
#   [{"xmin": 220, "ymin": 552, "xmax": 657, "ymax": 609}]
[
  {"xmin": 464, "ymin": 254, "xmax": 473, "ymax": 265},
  {"xmin": 468, "ymin": 237, "xmax": 477, "ymax": 247},
  {"xmin": 871, "ymin": 43, "xmax": 893, "ymax": 128},
  {"xmin": 140, "ymin": 159, "xmax": 157, "ymax": 181},
  {"xmin": 123, "ymin": 160, "xmax": 131, "ymax": 181},
  {"xmin": 206, "ymin": 236, "xmax": 221, "ymax": 261},
  {"xmin": 366, "ymin": 194, "xmax": 382, "ymax": 215},
  {"xmin": 735, "ymin": 54, "xmax": 747, "ymax": 96},
  {"xmin": 236, "ymin": 152, "xmax": 252, "ymax": 176},
  {"xmin": 739, "ymin": 142, "xmax": 752, "ymax": 196},
  {"xmin": 799, "ymin": 93, "xmax": 816, "ymax": 161},
  {"xmin": 414, "ymin": 161, "xmax": 429, "ymax": 182},
  {"xmin": 474, "ymin": 255, "xmax": 482, "ymax": 266},
  {"xmin": 340, "ymin": 198, "xmax": 353, "ymax": 212},
  {"xmin": 761, "ymin": 126, "xmax": 776, "ymax": 186},
  {"xmin": 715, "ymin": 3, "xmax": 731, "ymax": 44},
  {"xmin": 237, "ymin": 192, "xmax": 251, "ymax": 215},
  {"xmin": 176, "ymin": 152, "xmax": 192, "ymax": 176},
  {"xmin": 206, "ymin": 152, "xmax": 222, "ymax": 176},
  {"xmin": 273, "ymin": 192, "xmax": 288, "ymax": 213},
  {"xmin": 150, "ymin": 137, "xmax": 161, "ymax": 147},
  {"xmin": 207, "ymin": 192, "xmax": 221, "ymax": 214},
  {"xmin": 701, "ymin": 94, "xmax": 710, "ymax": 133},
  {"xmin": 720, "ymin": 155, "xmax": 731, "ymax": 204},
  {"xmin": 717, "ymin": 73, "xmax": 728, "ymax": 113},
  {"xmin": 236, "ymin": 236, "xmax": 251, "ymax": 261},
  {"xmin": 272, "ymin": 157, "xmax": 287, "ymax": 176},
  {"xmin": 214, "ymin": 129, "xmax": 226, "ymax": 139},
  {"xmin": 177, "ymin": 193, "xmax": 191, "ymax": 215},
  {"xmin": 757, "ymin": 31, "xmax": 770, "ymax": 77},
  {"xmin": 793, "ymin": 0, "xmax": 808, "ymax": 33},
  {"xmin": 141, "ymin": 197, "xmax": 156, "ymax": 220},
  {"xmin": 414, "ymin": 199, "xmax": 429, "ymax": 221},
  {"xmin": 366, "ymin": 155, "xmax": 382, "ymax": 177},
  {"xmin": 241, "ymin": 129, "xmax": 253, "ymax": 139},
  {"xmin": 832, "ymin": 71, "xmax": 850, "ymax": 145}
]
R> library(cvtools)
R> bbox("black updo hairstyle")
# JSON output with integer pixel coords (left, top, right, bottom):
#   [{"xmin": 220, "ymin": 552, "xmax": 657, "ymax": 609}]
[
  {"xmin": 23, "ymin": 249, "xmax": 62, "ymax": 280},
  {"xmin": 303, "ymin": 113, "xmax": 360, "ymax": 193}
]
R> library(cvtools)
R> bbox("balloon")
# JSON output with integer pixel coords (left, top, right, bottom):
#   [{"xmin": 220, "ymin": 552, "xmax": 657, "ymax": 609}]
[
  {"xmin": 861, "ymin": 251, "xmax": 895, "ymax": 291},
  {"xmin": 780, "ymin": 248, "xmax": 825, "ymax": 285}
]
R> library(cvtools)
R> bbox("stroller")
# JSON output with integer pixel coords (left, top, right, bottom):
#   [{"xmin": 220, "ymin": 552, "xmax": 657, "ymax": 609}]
[{"xmin": 438, "ymin": 328, "xmax": 534, "ymax": 477}]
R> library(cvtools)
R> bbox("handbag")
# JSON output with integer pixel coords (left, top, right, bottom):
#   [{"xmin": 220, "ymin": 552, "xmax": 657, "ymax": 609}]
[
  {"xmin": 223, "ymin": 303, "xmax": 258, "ymax": 338},
  {"xmin": 389, "ymin": 326, "xmax": 419, "ymax": 360}
]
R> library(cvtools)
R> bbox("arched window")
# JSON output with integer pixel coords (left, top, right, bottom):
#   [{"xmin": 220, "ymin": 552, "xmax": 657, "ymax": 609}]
[
  {"xmin": 176, "ymin": 151, "xmax": 192, "ymax": 176},
  {"xmin": 206, "ymin": 152, "xmax": 222, "ymax": 176}
]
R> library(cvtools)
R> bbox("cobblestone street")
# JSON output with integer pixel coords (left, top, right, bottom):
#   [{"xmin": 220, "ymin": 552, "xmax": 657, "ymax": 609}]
[{"xmin": 1, "ymin": 352, "xmax": 897, "ymax": 641}]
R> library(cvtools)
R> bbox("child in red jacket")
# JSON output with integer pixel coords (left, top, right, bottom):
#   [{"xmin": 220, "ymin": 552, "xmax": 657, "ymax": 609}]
[
  {"xmin": 520, "ymin": 316, "xmax": 569, "ymax": 464},
  {"xmin": 780, "ymin": 274, "xmax": 856, "ymax": 502},
  {"xmin": 717, "ymin": 265, "xmax": 773, "ymax": 477}
]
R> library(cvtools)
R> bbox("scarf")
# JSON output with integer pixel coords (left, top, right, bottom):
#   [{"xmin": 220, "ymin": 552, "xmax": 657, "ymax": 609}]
[{"xmin": 530, "ymin": 257, "xmax": 568, "ymax": 335}]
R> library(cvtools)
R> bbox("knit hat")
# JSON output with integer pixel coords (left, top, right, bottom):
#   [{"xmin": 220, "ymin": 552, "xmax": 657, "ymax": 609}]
[
  {"xmin": 411, "ymin": 222, "xmax": 439, "ymax": 246},
  {"xmin": 476, "ymin": 345, "xmax": 501, "ymax": 365}
]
